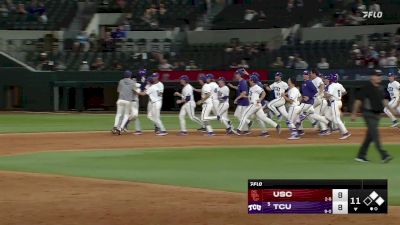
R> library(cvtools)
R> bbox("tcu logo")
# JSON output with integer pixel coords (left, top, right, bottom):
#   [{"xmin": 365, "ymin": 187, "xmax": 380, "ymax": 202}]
[
  {"xmin": 248, "ymin": 204, "xmax": 262, "ymax": 211},
  {"xmin": 362, "ymin": 11, "xmax": 383, "ymax": 19}
]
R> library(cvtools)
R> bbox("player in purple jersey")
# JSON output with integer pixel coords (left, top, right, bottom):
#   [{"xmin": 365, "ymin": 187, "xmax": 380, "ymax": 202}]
[
  {"xmin": 228, "ymin": 68, "xmax": 252, "ymax": 134},
  {"xmin": 289, "ymin": 71, "xmax": 330, "ymax": 138}
]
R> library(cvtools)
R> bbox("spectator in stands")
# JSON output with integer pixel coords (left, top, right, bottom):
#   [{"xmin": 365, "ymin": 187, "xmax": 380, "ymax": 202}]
[
  {"xmin": 143, "ymin": 4, "xmax": 158, "ymax": 28},
  {"xmin": 16, "ymin": 3, "xmax": 27, "ymax": 15},
  {"xmin": 287, "ymin": 0, "xmax": 294, "ymax": 12},
  {"xmin": 185, "ymin": 60, "xmax": 199, "ymax": 71},
  {"xmin": 5, "ymin": 0, "xmax": 16, "ymax": 12},
  {"xmin": 369, "ymin": 0, "xmax": 381, "ymax": 12},
  {"xmin": 102, "ymin": 31, "xmax": 115, "ymax": 52},
  {"xmin": 335, "ymin": 13, "xmax": 346, "ymax": 26},
  {"xmin": 37, "ymin": 2, "xmax": 47, "ymax": 24},
  {"xmin": 244, "ymin": 9, "xmax": 257, "ymax": 21},
  {"xmin": 286, "ymin": 56, "xmax": 295, "ymax": 69},
  {"xmin": 91, "ymin": 57, "xmax": 105, "ymax": 71},
  {"xmin": 74, "ymin": 31, "xmax": 90, "ymax": 52},
  {"xmin": 238, "ymin": 59, "xmax": 250, "ymax": 69},
  {"xmin": 0, "ymin": 4, "xmax": 9, "ymax": 17},
  {"xmin": 347, "ymin": 11, "xmax": 365, "ymax": 25},
  {"xmin": 368, "ymin": 46, "xmax": 379, "ymax": 60},
  {"xmin": 354, "ymin": 52, "xmax": 365, "ymax": 67},
  {"xmin": 159, "ymin": 3, "xmax": 167, "ymax": 15},
  {"xmin": 88, "ymin": 32, "xmax": 98, "ymax": 51},
  {"xmin": 230, "ymin": 62, "xmax": 238, "ymax": 69},
  {"xmin": 111, "ymin": 60, "xmax": 123, "ymax": 71},
  {"xmin": 317, "ymin": 58, "xmax": 330, "ymax": 69},
  {"xmin": 174, "ymin": 61, "xmax": 186, "ymax": 70},
  {"xmin": 158, "ymin": 59, "xmax": 173, "ymax": 71},
  {"xmin": 378, "ymin": 51, "xmax": 388, "ymax": 68},
  {"xmin": 79, "ymin": 61, "xmax": 90, "ymax": 71},
  {"xmin": 258, "ymin": 10, "xmax": 266, "ymax": 21},
  {"xmin": 294, "ymin": 57, "xmax": 308, "ymax": 70},
  {"xmin": 354, "ymin": 0, "xmax": 366, "ymax": 12},
  {"xmin": 271, "ymin": 57, "xmax": 284, "ymax": 68},
  {"xmin": 116, "ymin": 0, "xmax": 126, "ymax": 9},
  {"xmin": 386, "ymin": 50, "xmax": 398, "ymax": 68},
  {"xmin": 111, "ymin": 26, "xmax": 126, "ymax": 40}
]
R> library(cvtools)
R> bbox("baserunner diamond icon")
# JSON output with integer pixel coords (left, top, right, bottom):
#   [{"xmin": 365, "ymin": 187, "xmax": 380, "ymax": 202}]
[
  {"xmin": 375, "ymin": 197, "xmax": 385, "ymax": 206},
  {"xmin": 363, "ymin": 197, "xmax": 373, "ymax": 206},
  {"xmin": 369, "ymin": 191, "xmax": 379, "ymax": 200}
]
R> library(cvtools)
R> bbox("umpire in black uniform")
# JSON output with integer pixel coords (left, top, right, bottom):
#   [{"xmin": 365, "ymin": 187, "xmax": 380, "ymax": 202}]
[{"xmin": 351, "ymin": 70, "xmax": 395, "ymax": 163}]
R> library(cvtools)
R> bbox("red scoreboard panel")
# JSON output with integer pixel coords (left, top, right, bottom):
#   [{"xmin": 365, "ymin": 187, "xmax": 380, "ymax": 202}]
[{"xmin": 248, "ymin": 179, "xmax": 387, "ymax": 214}]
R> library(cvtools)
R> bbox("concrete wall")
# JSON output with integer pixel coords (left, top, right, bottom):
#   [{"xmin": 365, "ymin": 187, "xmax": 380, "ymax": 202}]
[{"xmin": 301, "ymin": 24, "xmax": 400, "ymax": 41}]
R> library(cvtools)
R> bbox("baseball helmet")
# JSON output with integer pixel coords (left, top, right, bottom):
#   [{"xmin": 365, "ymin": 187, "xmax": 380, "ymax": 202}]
[
  {"xmin": 206, "ymin": 73, "xmax": 214, "ymax": 79},
  {"xmin": 249, "ymin": 75, "xmax": 259, "ymax": 82},
  {"xmin": 218, "ymin": 77, "xmax": 226, "ymax": 81},
  {"xmin": 179, "ymin": 75, "xmax": 189, "ymax": 81},
  {"xmin": 388, "ymin": 72, "xmax": 396, "ymax": 77},
  {"xmin": 199, "ymin": 75, "xmax": 207, "ymax": 81},
  {"xmin": 329, "ymin": 73, "xmax": 338, "ymax": 83}
]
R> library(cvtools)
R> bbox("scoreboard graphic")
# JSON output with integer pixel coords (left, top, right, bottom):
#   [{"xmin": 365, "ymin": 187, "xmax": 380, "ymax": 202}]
[{"xmin": 248, "ymin": 179, "xmax": 387, "ymax": 214}]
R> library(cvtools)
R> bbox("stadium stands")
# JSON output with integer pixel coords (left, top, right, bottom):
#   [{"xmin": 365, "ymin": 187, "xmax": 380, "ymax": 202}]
[{"xmin": 0, "ymin": 0, "xmax": 77, "ymax": 30}]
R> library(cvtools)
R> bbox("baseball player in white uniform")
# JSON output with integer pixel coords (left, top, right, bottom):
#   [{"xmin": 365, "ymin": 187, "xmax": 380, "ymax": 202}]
[
  {"xmin": 112, "ymin": 70, "xmax": 136, "ymax": 135},
  {"xmin": 174, "ymin": 75, "xmax": 203, "ymax": 135},
  {"xmin": 137, "ymin": 73, "xmax": 167, "ymax": 136},
  {"xmin": 284, "ymin": 78, "xmax": 302, "ymax": 140},
  {"xmin": 197, "ymin": 75, "xmax": 218, "ymax": 136},
  {"xmin": 310, "ymin": 69, "xmax": 325, "ymax": 127},
  {"xmin": 234, "ymin": 75, "xmax": 281, "ymax": 136},
  {"xmin": 384, "ymin": 72, "xmax": 400, "ymax": 127},
  {"xmin": 216, "ymin": 77, "xmax": 234, "ymax": 134},
  {"xmin": 206, "ymin": 73, "xmax": 220, "ymax": 116},
  {"xmin": 324, "ymin": 73, "xmax": 351, "ymax": 140},
  {"xmin": 265, "ymin": 72, "xmax": 289, "ymax": 120}
]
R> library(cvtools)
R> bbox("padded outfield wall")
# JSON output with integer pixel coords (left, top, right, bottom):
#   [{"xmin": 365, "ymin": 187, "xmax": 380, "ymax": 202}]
[{"xmin": 0, "ymin": 68, "xmax": 394, "ymax": 112}]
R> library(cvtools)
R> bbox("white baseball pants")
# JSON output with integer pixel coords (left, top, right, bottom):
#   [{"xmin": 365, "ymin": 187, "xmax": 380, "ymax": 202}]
[{"xmin": 179, "ymin": 101, "xmax": 203, "ymax": 132}]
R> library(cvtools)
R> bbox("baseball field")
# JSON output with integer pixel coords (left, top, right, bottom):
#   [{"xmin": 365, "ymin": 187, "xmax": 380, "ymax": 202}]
[{"xmin": 0, "ymin": 112, "xmax": 399, "ymax": 225}]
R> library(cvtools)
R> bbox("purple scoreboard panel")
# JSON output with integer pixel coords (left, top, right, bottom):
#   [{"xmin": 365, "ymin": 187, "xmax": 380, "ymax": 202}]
[{"xmin": 248, "ymin": 179, "xmax": 387, "ymax": 214}]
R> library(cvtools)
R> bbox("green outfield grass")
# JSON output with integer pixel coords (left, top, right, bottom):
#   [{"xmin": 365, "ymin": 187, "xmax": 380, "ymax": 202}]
[
  {"xmin": 0, "ymin": 145, "xmax": 398, "ymax": 205},
  {"xmin": 0, "ymin": 113, "xmax": 395, "ymax": 133}
]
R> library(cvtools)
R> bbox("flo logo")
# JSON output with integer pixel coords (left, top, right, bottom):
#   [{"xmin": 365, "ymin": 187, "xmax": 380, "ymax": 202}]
[
  {"xmin": 248, "ymin": 204, "xmax": 262, "ymax": 212},
  {"xmin": 362, "ymin": 11, "xmax": 383, "ymax": 19}
]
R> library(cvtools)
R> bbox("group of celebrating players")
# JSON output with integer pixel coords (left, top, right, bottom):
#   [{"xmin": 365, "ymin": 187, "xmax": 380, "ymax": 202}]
[{"xmin": 111, "ymin": 68, "xmax": 400, "ymax": 140}]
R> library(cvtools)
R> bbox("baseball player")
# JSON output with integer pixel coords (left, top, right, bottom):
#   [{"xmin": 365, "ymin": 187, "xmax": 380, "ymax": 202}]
[
  {"xmin": 124, "ymin": 69, "xmax": 146, "ymax": 135},
  {"xmin": 384, "ymin": 72, "xmax": 400, "ymax": 127},
  {"xmin": 265, "ymin": 72, "xmax": 289, "ymax": 121},
  {"xmin": 206, "ymin": 74, "xmax": 220, "ymax": 116},
  {"xmin": 234, "ymin": 75, "xmax": 281, "ymax": 136},
  {"xmin": 197, "ymin": 75, "xmax": 218, "ymax": 136},
  {"xmin": 294, "ymin": 71, "xmax": 330, "ymax": 136},
  {"xmin": 216, "ymin": 77, "xmax": 234, "ymax": 134},
  {"xmin": 324, "ymin": 73, "xmax": 351, "ymax": 140},
  {"xmin": 228, "ymin": 68, "xmax": 251, "ymax": 134},
  {"xmin": 284, "ymin": 77, "xmax": 302, "ymax": 140},
  {"xmin": 174, "ymin": 75, "xmax": 203, "ymax": 135},
  {"xmin": 136, "ymin": 73, "xmax": 168, "ymax": 136},
  {"xmin": 310, "ymin": 69, "xmax": 325, "ymax": 127},
  {"xmin": 112, "ymin": 70, "xmax": 136, "ymax": 135}
]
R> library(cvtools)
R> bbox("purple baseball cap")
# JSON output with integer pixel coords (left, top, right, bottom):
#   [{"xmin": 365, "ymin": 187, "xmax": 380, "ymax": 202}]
[
  {"xmin": 218, "ymin": 77, "xmax": 226, "ymax": 81},
  {"xmin": 124, "ymin": 70, "xmax": 132, "ymax": 78},
  {"xmin": 206, "ymin": 73, "xmax": 214, "ymax": 79},
  {"xmin": 179, "ymin": 75, "xmax": 189, "ymax": 81}
]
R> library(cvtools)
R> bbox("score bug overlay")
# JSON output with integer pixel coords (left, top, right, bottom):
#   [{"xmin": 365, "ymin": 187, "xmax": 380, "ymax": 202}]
[{"xmin": 248, "ymin": 179, "xmax": 387, "ymax": 214}]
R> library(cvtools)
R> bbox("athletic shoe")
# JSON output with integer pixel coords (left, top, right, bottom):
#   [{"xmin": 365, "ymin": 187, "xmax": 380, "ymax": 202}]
[
  {"xmin": 276, "ymin": 124, "xmax": 281, "ymax": 135},
  {"xmin": 226, "ymin": 128, "xmax": 234, "ymax": 135},
  {"xmin": 217, "ymin": 115, "xmax": 221, "ymax": 121},
  {"xmin": 116, "ymin": 129, "xmax": 122, "ymax": 136},
  {"xmin": 204, "ymin": 132, "xmax": 215, "ymax": 136},
  {"xmin": 297, "ymin": 130, "xmax": 305, "ymax": 136},
  {"xmin": 111, "ymin": 127, "xmax": 117, "ymax": 134},
  {"xmin": 232, "ymin": 129, "xmax": 241, "ymax": 136},
  {"xmin": 288, "ymin": 135, "xmax": 300, "ymax": 140},
  {"xmin": 242, "ymin": 130, "xmax": 252, "ymax": 135},
  {"xmin": 178, "ymin": 131, "xmax": 188, "ymax": 136},
  {"xmin": 133, "ymin": 131, "xmax": 143, "ymax": 135},
  {"xmin": 319, "ymin": 130, "xmax": 331, "ymax": 136},
  {"xmin": 391, "ymin": 121, "xmax": 399, "ymax": 128},
  {"xmin": 154, "ymin": 126, "xmax": 160, "ymax": 133},
  {"xmin": 156, "ymin": 131, "xmax": 168, "ymax": 136},
  {"xmin": 197, "ymin": 127, "xmax": 207, "ymax": 133},
  {"xmin": 354, "ymin": 157, "xmax": 369, "ymax": 163},
  {"xmin": 339, "ymin": 132, "xmax": 351, "ymax": 140},
  {"xmin": 382, "ymin": 155, "xmax": 393, "ymax": 164},
  {"xmin": 260, "ymin": 132, "xmax": 270, "ymax": 137},
  {"xmin": 122, "ymin": 128, "xmax": 128, "ymax": 133}
]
